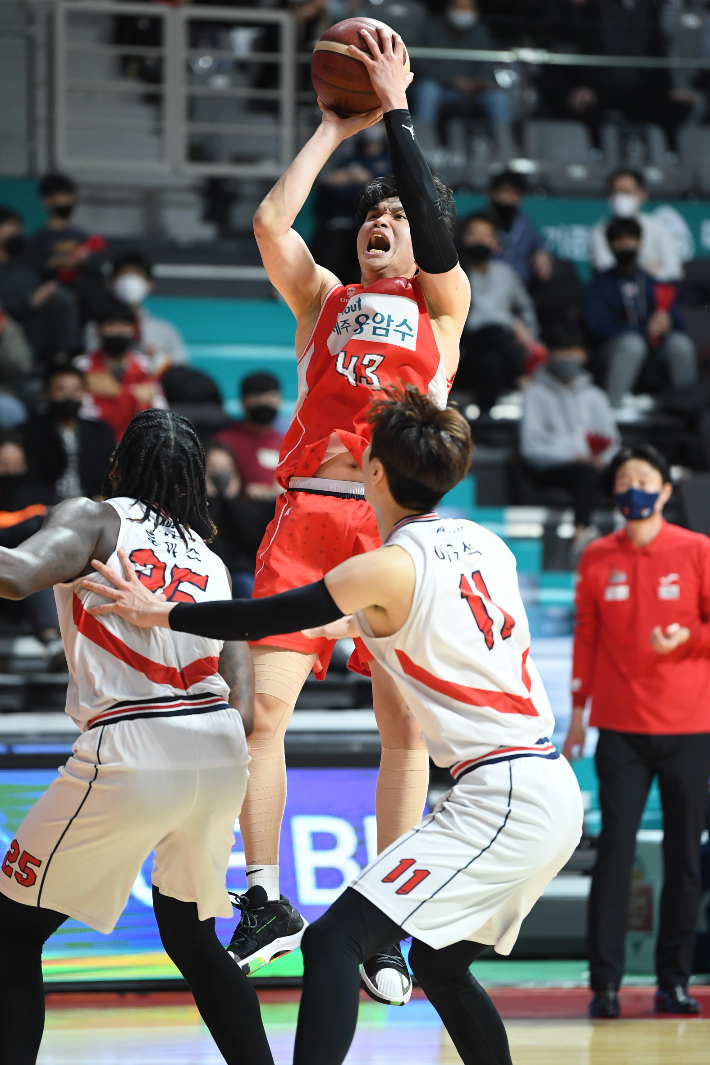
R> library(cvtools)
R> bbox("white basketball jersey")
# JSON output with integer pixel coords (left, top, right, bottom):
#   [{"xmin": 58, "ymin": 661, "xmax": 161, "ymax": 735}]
[
  {"xmin": 54, "ymin": 497, "xmax": 232, "ymax": 732},
  {"xmin": 354, "ymin": 514, "xmax": 556, "ymax": 775}
]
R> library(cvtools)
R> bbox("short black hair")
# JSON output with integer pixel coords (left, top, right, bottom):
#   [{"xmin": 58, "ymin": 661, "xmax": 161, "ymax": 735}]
[
  {"xmin": 111, "ymin": 249, "xmax": 153, "ymax": 279},
  {"xmin": 45, "ymin": 363, "xmax": 85, "ymax": 387},
  {"xmin": 241, "ymin": 371, "xmax": 280, "ymax": 398},
  {"xmin": 0, "ymin": 207, "xmax": 21, "ymax": 227},
  {"xmin": 460, "ymin": 210, "xmax": 497, "ymax": 233},
  {"xmin": 489, "ymin": 169, "xmax": 527, "ymax": 193},
  {"xmin": 609, "ymin": 444, "xmax": 670, "ymax": 486},
  {"xmin": 39, "ymin": 173, "xmax": 77, "ymax": 198},
  {"xmin": 606, "ymin": 216, "xmax": 642, "ymax": 244},
  {"xmin": 354, "ymin": 173, "xmax": 456, "ymax": 236},
  {"xmin": 606, "ymin": 167, "xmax": 645, "ymax": 193},
  {"xmin": 0, "ymin": 429, "xmax": 25, "ymax": 451},
  {"xmin": 368, "ymin": 385, "xmax": 471, "ymax": 511},
  {"xmin": 93, "ymin": 296, "xmax": 137, "ymax": 327},
  {"xmin": 546, "ymin": 323, "xmax": 588, "ymax": 353}
]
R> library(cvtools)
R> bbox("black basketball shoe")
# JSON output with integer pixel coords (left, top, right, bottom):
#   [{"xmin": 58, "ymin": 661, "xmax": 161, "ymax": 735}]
[
  {"xmin": 227, "ymin": 885, "xmax": 307, "ymax": 975},
  {"xmin": 361, "ymin": 942, "xmax": 413, "ymax": 1006}
]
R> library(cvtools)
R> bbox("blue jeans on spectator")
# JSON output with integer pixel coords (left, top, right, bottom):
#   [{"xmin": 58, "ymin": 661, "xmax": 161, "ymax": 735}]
[{"xmin": 412, "ymin": 79, "xmax": 510, "ymax": 128}]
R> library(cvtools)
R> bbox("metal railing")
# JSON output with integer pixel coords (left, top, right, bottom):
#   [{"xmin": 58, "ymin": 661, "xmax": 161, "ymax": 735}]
[{"xmin": 54, "ymin": 0, "xmax": 296, "ymax": 177}]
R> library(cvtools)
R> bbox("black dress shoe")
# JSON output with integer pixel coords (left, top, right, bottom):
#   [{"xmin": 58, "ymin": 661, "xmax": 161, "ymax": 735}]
[
  {"xmin": 654, "ymin": 986, "xmax": 702, "ymax": 1015},
  {"xmin": 589, "ymin": 988, "xmax": 621, "ymax": 1018}
]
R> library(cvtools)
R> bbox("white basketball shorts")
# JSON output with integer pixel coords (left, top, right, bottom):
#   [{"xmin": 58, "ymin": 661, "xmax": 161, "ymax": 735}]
[
  {"xmin": 351, "ymin": 753, "xmax": 583, "ymax": 952},
  {"xmin": 0, "ymin": 709, "xmax": 249, "ymax": 933}
]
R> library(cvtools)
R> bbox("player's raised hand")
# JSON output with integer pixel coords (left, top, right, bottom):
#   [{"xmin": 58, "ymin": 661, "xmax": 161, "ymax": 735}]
[
  {"xmin": 81, "ymin": 547, "xmax": 174, "ymax": 628},
  {"xmin": 349, "ymin": 29, "xmax": 413, "ymax": 113},
  {"xmin": 302, "ymin": 615, "xmax": 358, "ymax": 641},
  {"xmin": 316, "ymin": 96, "xmax": 383, "ymax": 142}
]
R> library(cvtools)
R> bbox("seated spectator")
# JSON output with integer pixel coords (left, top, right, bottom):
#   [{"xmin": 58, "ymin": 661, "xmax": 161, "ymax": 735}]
[
  {"xmin": 585, "ymin": 217, "xmax": 697, "ymax": 409},
  {"xmin": 0, "ymin": 206, "xmax": 81, "ymax": 365},
  {"xmin": 527, "ymin": 252, "xmax": 585, "ymax": 345},
  {"xmin": 591, "ymin": 169, "xmax": 682, "ymax": 282},
  {"xmin": 24, "ymin": 174, "xmax": 88, "ymax": 283},
  {"xmin": 205, "ymin": 443, "xmax": 276, "ymax": 599},
  {"xmin": 487, "ymin": 171, "xmax": 551, "ymax": 283},
  {"xmin": 0, "ymin": 430, "xmax": 60, "ymax": 648},
  {"xmin": 520, "ymin": 327, "xmax": 619, "ymax": 551},
  {"xmin": 25, "ymin": 365, "xmax": 115, "ymax": 501},
  {"xmin": 216, "ymin": 372, "xmax": 285, "ymax": 498},
  {"xmin": 0, "ymin": 302, "xmax": 31, "ymax": 425},
  {"xmin": 456, "ymin": 212, "xmax": 539, "ymax": 412},
  {"xmin": 77, "ymin": 298, "xmax": 165, "ymax": 441},
  {"xmin": 107, "ymin": 250, "xmax": 187, "ymax": 370},
  {"xmin": 410, "ymin": 0, "xmax": 513, "ymax": 158}
]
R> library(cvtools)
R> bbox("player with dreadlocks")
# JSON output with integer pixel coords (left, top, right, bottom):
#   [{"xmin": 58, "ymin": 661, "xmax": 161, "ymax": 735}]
[{"xmin": 0, "ymin": 408, "xmax": 275, "ymax": 1065}]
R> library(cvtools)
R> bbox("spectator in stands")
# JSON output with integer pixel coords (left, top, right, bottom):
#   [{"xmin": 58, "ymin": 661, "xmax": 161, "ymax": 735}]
[
  {"xmin": 0, "ymin": 430, "xmax": 60, "ymax": 648},
  {"xmin": 520, "ymin": 325, "xmax": 619, "ymax": 551},
  {"xmin": 486, "ymin": 170, "xmax": 551, "ymax": 283},
  {"xmin": 564, "ymin": 444, "xmax": 710, "ymax": 1018},
  {"xmin": 25, "ymin": 365, "xmax": 115, "ymax": 501},
  {"xmin": 205, "ymin": 443, "xmax": 277, "ymax": 599},
  {"xmin": 78, "ymin": 298, "xmax": 165, "ymax": 441},
  {"xmin": 527, "ymin": 251, "xmax": 585, "ymax": 346},
  {"xmin": 0, "ymin": 206, "xmax": 81, "ymax": 365},
  {"xmin": 456, "ymin": 212, "xmax": 539, "ymax": 412},
  {"xmin": 24, "ymin": 174, "xmax": 87, "ymax": 283},
  {"xmin": 0, "ymin": 302, "xmax": 31, "ymax": 427},
  {"xmin": 591, "ymin": 169, "xmax": 682, "ymax": 282},
  {"xmin": 410, "ymin": 0, "xmax": 514, "ymax": 158},
  {"xmin": 216, "ymin": 372, "xmax": 285, "ymax": 498},
  {"xmin": 585, "ymin": 217, "xmax": 697, "ymax": 408},
  {"xmin": 107, "ymin": 251, "xmax": 187, "ymax": 370}
]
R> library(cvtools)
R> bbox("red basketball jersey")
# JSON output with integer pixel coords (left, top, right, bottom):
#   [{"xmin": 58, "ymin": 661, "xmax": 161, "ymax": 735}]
[{"xmin": 276, "ymin": 276, "xmax": 450, "ymax": 489}]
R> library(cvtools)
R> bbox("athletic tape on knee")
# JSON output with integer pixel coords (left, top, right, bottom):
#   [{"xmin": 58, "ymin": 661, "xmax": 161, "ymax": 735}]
[
  {"xmin": 376, "ymin": 747, "xmax": 430, "ymax": 853},
  {"xmin": 251, "ymin": 647, "xmax": 318, "ymax": 704}
]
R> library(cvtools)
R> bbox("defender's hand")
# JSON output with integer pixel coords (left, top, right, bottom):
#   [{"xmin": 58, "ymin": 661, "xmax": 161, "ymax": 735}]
[
  {"xmin": 302, "ymin": 615, "xmax": 357, "ymax": 640},
  {"xmin": 317, "ymin": 97, "xmax": 383, "ymax": 142},
  {"xmin": 650, "ymin": 623, "xmax": 690, "ymax": 654},
  {"xmin": 349, "ymin": 28, "xmax": 414, "ymax": 113},
  {"xmin": 82, "ymin": 547, "xmax": 174, "ymax": 628}
]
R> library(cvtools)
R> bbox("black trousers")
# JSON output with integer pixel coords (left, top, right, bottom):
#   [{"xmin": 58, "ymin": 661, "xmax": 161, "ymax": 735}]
[
  {"xmin": 588, "ymin": 729, "xmax": 710, "ymax": 991},
  {"xmin": 457, "ymin": 325, "xmax": 527, "ymax": 413},
  {"xmin": 527, "ymin": 462, "xmax": 600, "ymax": 528}
]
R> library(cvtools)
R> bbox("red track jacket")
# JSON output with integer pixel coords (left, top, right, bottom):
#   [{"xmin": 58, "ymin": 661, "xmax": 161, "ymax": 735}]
[{"xmin": 572, "ymin": 520, "xmax": 710, "ymax": 734}]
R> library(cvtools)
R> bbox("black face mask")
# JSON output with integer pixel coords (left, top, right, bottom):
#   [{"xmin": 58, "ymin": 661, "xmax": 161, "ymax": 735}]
[
  {"xmin": 613, "ymin": 248, "xmax": 637, "ymax": 269},
  {"xmin": 48, "ymin": 398, "xmax": 82, "ymax": 422},
  {"xmin": 0, "ymin": 473, "xmax": 25, "ymax": 493},
  {"xmin": 466, "ymin": 243, "xmax": 494, "ymax": 265},
  {"xmin": 547, "ymin": 357, "xmax": 583, "ymax": 383},
  {"xmin": 2, "ymin": 234, "xmax": 26, "ymax": 260},
  {"xmin": 101, "ymin": 335, "xmax": 133, "ymax": 358},
  {"xmin": 210, "ymin": 471, "xmax": 232, "ymax": 495},
  {"xmin": 492, "ymin": 202, "xmax": 518, "ymax": 231},
  {"xmin": 247, "ymin": 404, "xmax": 278, "ymax": 426},
  {"xmin": 50, "ymin": 203, "xmax": 75, "ymax": 221}
]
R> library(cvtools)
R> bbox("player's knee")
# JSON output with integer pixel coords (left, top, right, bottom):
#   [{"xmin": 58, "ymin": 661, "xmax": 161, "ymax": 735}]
[{"xmin": 409, "ymin": 939, "xmax": 468, "ymax": 991}]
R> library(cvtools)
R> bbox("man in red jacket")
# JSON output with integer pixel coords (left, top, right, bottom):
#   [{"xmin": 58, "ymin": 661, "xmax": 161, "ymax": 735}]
[{"xmin": 564, "ymin": 444, "xmax": 710, "ymax": 1018}]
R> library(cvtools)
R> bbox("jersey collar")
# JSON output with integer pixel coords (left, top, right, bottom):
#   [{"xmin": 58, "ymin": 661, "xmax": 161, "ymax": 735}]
[{"xmin": 387, "ymin": 511, "xmax": 440, "ymax": 542}]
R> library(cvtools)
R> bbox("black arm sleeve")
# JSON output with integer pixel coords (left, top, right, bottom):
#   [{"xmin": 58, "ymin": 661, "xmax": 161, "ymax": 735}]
[
  {"xmin": 168, "ymin": 579, "xmax": 344, "ymax": 642},
  {"xmin": 383, "ymin": 108, "xmax": 458, "ymax": 275}
]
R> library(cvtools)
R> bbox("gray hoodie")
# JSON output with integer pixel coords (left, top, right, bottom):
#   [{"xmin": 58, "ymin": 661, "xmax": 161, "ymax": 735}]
[{"xmin": 520, "ymin": 365, "xmax": 620, "ymax": 469}]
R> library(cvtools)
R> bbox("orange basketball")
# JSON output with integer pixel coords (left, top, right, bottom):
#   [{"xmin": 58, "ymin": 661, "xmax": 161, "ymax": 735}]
[{"xmin": 311, "ymin": 17, "xmax": 409, "ymax": 117}]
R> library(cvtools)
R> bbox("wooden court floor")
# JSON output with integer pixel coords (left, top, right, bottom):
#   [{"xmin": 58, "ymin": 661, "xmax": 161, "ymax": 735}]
[{"xmin": 38, "ymin": 989, "xmax": 710, "ymax": 1064}]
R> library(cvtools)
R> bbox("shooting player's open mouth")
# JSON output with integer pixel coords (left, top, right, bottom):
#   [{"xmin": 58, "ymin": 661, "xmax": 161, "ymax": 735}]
[{"xmin": 366, "ymin": 232, "xmax": 391, "ymax": 254}]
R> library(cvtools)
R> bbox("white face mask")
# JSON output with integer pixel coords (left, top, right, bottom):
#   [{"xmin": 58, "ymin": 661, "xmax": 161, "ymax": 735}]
[
  {"xmin": 610, "ymin": 192, "xmax": 641, "ymax": 218},
  {"xmin": 447, "ymin": 10, "xmax": 479, "ymax": 29},
  {"xmin": 113, "ymin": 272, "xmax": 151, "ymax": 305}
]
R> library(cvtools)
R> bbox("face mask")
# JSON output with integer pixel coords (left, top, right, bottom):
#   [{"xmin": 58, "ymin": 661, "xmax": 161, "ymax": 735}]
[
  {"xmin": 466, "ymin": 243, "xmax": 493, "ymax": 264},
  {"xmin": 614, "ymin": 487, "xmax": 659, "ymax": 521},
  {"xmin": 448, "ymin": 10, "xmax": 478, "ymax": 28},
  {"xmin": 2, "ymin": 234, "xmax": 26, "ymax": 259},
  {"xmin": 492, "ymin": 202, "xmax": 518, "ymax": 230},
  {"xmin": 48, "ymin": 398, "xmax": 82, "ymax": 422},
  {"xmin": 613, "ymin": 248, "xmax": 637, "ymax": 269},
  {"xmin": 50, "ymin": 203, "xmax": 74, "ymax": 221},
  {"xmin": 113, "ymin": 273, "xmax": 151, "ymax": 306},
  {"xmin": 0, "ymin": 473, "xmax": 24, "ymax": 493},
  {"xmin": 247, "ymin": 404, "xmax": 278, "ymax": 426},
  {"xmin": 610, "ymin": 192, "xmax": 641, "ymax": 218},
  {"xmin": 547, "ymin": 357, "xmax": 583, "ymax": 383},
  {"xmin": 101, "ymin": 334, "xmax": 133, "ymax": 358},
  {"xmin": 210, "ymin": 471, "xmax": 232, "ymax": 495}
]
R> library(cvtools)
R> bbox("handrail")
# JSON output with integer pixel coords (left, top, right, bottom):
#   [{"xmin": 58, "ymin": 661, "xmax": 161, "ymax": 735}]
[{"xmin": 406, "ymin": 46, "xmax": 710, "ymax": 70}]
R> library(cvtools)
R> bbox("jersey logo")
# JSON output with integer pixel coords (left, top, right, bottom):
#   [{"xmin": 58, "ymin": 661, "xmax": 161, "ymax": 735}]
[
  {"xmin": 129, "ymin": 548, "xmax": 209, "ymax": 603},
  {"xmin": 327, "ymin": 292, "xmax": 419, "ymax": 354},
  {"xmin": 658, "ymin": 573, "xmax": 680, "ymax": 600},
  {"xmin": 460, "ymin": 570, "xmax": 515, "ymax": 650}
]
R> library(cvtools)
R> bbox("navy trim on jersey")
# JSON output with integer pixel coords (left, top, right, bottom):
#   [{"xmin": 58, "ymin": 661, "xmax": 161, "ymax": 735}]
[
  {"xmin": 289, "ymin": 487, "xmax": 367, "ymax": 500},
  {"xmin": 87, "ymin": 692, "xmax": 232, "ymax": 730},
  {"xmin": 387, "ymin": 511, "xmax": 440, "ymax": 542},
  {"xmin": 454, "ymin": 748, "xmax": 560, "ymax": 782}
]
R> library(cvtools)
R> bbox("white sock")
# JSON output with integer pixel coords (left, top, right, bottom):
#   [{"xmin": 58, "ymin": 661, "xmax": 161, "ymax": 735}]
[{"xmin": 246, "ymin": 864, "xmax": 279, "ymax": 901}]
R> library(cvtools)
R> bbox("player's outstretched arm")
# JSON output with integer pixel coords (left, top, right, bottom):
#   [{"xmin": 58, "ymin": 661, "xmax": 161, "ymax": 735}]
[
  {"xmin": 254, "ymin": 102, "xmax": 383, "ymax": 323},
  {"xmin": 0, "ymin": 497, "xmax": 119, "ymax": 600},
  {"xmin": 218, "ymin": 641, "xmax": 255, "ymax": 736}
]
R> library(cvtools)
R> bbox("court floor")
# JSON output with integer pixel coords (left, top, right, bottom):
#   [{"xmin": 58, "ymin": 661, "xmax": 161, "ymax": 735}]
[{"xmin": 38, "ymin": 990, "xmax": 710, "ymax": 1064}]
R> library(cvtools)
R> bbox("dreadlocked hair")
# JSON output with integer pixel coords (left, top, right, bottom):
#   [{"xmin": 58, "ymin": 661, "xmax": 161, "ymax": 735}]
[{"xmin": 103, "ymin": 409, "xmax": 216, "ymax": 544}]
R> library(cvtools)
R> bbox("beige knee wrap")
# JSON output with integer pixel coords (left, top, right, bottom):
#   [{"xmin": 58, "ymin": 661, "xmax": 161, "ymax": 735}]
[
  {"xmin": 252, "ymin": 646, "xmax": 318, "ymax": 704},
  {"xmin": 376, "ymin": 747, "xmax": 431, "ymax": 853}
]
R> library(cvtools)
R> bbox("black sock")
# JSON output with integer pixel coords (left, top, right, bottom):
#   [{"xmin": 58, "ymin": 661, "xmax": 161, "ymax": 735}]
[
  {"xmin": 152, "ymin": 887, "xmax": 273, "ymax": 1065},
  {"xmin": 0, "ymin": 891, "xmax": 67, "ymax": 1065},
  {"xmin": 409, "ymin": 939, "xmax": 512, "ymax": 1065}
]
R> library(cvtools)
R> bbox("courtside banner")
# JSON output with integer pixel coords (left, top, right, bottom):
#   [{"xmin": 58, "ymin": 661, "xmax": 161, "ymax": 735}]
[{"xmin": 0, "ymin": 767, "xmax": 380, "ymax": 983}]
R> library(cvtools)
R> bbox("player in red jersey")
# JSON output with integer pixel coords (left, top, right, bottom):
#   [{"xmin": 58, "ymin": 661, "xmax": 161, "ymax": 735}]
[{"xmin": 229, "ymin": 28, "xmax": 471, "ymax": 1000}]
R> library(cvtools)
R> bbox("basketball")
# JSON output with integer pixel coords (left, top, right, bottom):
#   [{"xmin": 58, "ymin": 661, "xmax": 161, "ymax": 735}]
[{"xmin": 311, "ymin": 17, "xmax": 410, "ymax": 117}]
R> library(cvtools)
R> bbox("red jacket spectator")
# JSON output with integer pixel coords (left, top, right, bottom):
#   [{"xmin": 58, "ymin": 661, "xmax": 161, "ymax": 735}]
[
  {"xmin": 79, "ymin": 348, "xmax": 164, "ymax": 441},
  {"xmin": 216, "ymin": 371, "xmax": 284, "ymax": 497}
]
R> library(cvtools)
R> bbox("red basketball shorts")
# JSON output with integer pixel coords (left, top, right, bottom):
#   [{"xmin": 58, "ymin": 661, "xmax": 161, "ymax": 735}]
[{"xmin": 251, "ymin": 488, "xmax": 380, "ymax": 679}]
